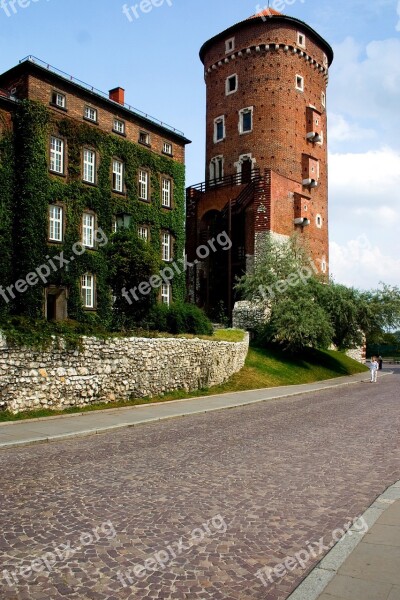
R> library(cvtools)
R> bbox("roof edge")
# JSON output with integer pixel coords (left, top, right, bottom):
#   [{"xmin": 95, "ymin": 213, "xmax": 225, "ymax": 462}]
[{"xmin": 199, "ymin": 14, "xmax": 334, "ymax": 66}]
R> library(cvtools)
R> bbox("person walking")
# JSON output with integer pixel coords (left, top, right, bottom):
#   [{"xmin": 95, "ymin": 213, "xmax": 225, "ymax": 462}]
[
  {"xmin": 370, "ymin": 356, "xmax": 379, "ymax": 383},
  {"xmin": 378, "ymin": 355, "xmax": 383, "ymax": 370}
]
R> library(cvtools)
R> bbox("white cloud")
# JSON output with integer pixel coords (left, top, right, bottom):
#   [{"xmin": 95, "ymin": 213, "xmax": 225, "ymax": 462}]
[
  {"xmin": 330, "ymin": 237, "xmax": 400, "ymax": 289},
  {"xmin": 328, "ymin": 113, "xmax": 375, "ymax": 144}
]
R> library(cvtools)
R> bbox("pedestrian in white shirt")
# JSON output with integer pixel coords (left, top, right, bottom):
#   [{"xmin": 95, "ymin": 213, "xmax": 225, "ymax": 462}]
[{"xmin": 370, "ymin": 356, "xmax": 379, "ymax": 383}]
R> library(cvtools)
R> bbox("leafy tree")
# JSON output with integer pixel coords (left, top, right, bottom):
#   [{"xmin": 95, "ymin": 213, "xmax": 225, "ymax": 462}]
[{"xmin": 106, "ymin": 229, "xmax": 160, "ymax": 328}]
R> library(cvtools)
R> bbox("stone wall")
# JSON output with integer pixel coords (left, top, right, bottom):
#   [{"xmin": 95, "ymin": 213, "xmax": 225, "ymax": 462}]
[
  {"xmin": 232, "ymin": 301, "xmax": 271, "ymax": 331},
  {"xmin": 0, "ymin": 333, "xmax": 249, "ymax": 414}
]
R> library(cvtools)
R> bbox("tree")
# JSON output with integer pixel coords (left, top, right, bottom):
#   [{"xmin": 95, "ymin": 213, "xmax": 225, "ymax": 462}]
[
  {"xmin": 106, "ymin": 229, "xmax": 160, "ymax": 328},
  {"xmin": 236, "ymin": 234, "xmax": 333, "ymax": 352}
]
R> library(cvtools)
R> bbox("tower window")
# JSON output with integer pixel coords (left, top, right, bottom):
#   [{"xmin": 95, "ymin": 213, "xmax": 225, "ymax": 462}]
[
  {"xmin": 296, "ymin": 75, "xmax": 304, "ymax": 92},
  {"xmin": 226, "ymin": 74, "xmax": 238, "ymax": 95},
  {"xmin": 210, "ymin": 156, "xmax": 224, "ymax": 182},
  {"xmin": 225, "ymin": 37, "xmax": 235, "ymax": 53},
  {"xmin": 321, "ymin": 91, "xmax": 326, "ymax": 108},
  {"xmin": 214, "ymin": 116, "xmax": 225, "ymax": 143},
  {"xmin": 316, "ymin": 214, "xmax": 323, "ymax": 228},
  {"xmin": 239, "ymin": 107, "xmax": 253, "ymax": 134},
  {"xmin": 297, "ymin": 32, "xmax": 306, "ymax": 48}
]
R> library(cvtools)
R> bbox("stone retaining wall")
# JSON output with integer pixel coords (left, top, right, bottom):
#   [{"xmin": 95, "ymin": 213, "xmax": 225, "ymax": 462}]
[{"xmin": 0, "ymin": 333, "xmax": 249, "ymax": 414}]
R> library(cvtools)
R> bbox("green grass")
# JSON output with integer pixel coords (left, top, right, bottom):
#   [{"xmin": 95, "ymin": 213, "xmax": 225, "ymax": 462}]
[{"xmin": 0, "ymin": 344, "xmax": 368, "ymax": 423}]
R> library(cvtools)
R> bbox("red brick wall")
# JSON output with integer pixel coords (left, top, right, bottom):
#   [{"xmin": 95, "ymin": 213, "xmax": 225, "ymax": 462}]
[{"xmin": 201, "ymin": 16, "xmax": 330, "ymax": 270}]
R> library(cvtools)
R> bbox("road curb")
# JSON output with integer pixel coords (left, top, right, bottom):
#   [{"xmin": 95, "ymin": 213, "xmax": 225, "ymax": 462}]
[
  {"xmin": 286, "ymin": 480, "xmax": 400, "ymax": 600},
  {"xmin": 0, "ymin": 371, "xmax": 393, "ymax": 450}
]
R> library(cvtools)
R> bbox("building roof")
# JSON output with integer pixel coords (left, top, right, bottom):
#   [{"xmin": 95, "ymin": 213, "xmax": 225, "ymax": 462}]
[
  {"xmin": 0, "ymin": 56, "xmax": 191, "ymax": 144},
  {"xmin": 199, "ymin": 12, "xmax": 334, "ymax": 66},
  {"xmin": 248, "ymin": 8, "xmax": 282, "ymax": 18}
]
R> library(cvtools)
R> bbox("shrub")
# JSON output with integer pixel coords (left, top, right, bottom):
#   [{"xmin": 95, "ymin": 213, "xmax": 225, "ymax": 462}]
[{"xmin": 144, "ymin": 302, "xmax": 213, "ymax": 335}]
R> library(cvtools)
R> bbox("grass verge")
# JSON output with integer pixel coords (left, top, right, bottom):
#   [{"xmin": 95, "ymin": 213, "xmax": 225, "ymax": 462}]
[{"xmin": 0, "ymin": 345, "xmax": 368, "ymax": 423}]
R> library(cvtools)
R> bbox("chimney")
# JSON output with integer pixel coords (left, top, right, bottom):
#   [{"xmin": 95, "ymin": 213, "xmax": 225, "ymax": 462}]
[{"xmin": 109, "ymin": 87, "xmax": 125, "ymax": 105}]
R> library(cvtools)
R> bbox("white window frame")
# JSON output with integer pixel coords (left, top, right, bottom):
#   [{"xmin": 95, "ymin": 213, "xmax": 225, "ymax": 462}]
[
  {"xmin": 162, "ymin": 232, "xmax": 172, "ymax": 262},
  {"xmin": 112, "ymin": 217, "xmax": 118, "ymax": 233},
  {"xmin": 322, "ymin": 53, "xmax": 328, "ymax": 68},
  {"xmin": 49, "ymin": 205, "xmax": 63, "ymax": 242},
  {"xmin": 161, "ymin": 283, "xmax": 171, "ymax": 306},
  {"xmin": 213, "ymin": 116, "xmax": 225, "ymax": 143},
  {"xmin": 297, "ymin": 32, "xmax": 306, "ymax": 48},
  {"xmin": 112, "ymin": 159, "xmax": 124, "ymax": 192},
  {"xmin": 239, "ymin": 107, "xmax": 253, "ymax": 134},
  {"xmin": 138, "ymin": 226, "xmax": 149, "ymax": 241},
  {"xmin": 226, "ymin": 74, "xmax": 238, "ymax": 96},
  {"xmin": 81, "ymin": 273, "xmax": 95, "ymax": 309},
  {"xmin": 50, "ymin": 136, "xmax": 64, "ymax": 174},
  {"xmin": 163, "ymin": 141, "xmax": 173, "ymax": 155},
  {"xmin": 210, "ymin": 156, "xmax": 224, "ymax": 182},
  {"xmin": 82, "ymin": 213, "xmax": 95, "ymax": 248},
  {"xmin": 321, "ymin": 91, "xmax": 326, "ymax": 108},
  {"xmin": 139, "ymin": 169, "xmax": 149, "ymax": 200},
  {"xmin": 225, "ymin": 37, "xmax": 235, "ymax": 53},
  {"xmin": 84, "ymin": 106, "xmax": 97, "ymax": 122},
  {"xmin": 321, "ymin": 259, "xmax": 327, "ymax": 274},
  {"xmin": 113, "ymin": 118, "xmax": 125, "ymax": 134},
  {"xmin": 52, "ymin": 91, "xmax": 66, "ymax": 108},
  {"xmin": 161, "ymin": 177, "xmax": 172, "ymax": 207},
  {"xmin": 83, "ymin": 149, "xmax": 96, "ymax": 184},
  {"xmin": 295, "ymin": 75, "xmax": 304, "ymax": 92},
  {"xmin": 316, "ymin": 214, "xmax": 322, "ymax": 229}
]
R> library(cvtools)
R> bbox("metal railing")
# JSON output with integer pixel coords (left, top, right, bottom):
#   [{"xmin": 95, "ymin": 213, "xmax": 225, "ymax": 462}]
[
  {"xmin": 188, "ymin": 168, "xmax": 261, "ymax": 193},
  {"xmin": 19, "ymin": 55, "xmax": 185, "ymax": 136}
]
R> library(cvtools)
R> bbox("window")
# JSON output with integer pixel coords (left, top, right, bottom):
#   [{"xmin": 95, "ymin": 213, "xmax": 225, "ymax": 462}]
[
  {"xmin": 316, "ymin": 214, "xmax": 322, "ymax": 229},
  {"xmin": 139, "ymin": 131, "xmax": 150, "ymax": 145},
  {"xmin": 82, "ymin": 213, "xmax": 95, "ymax": 248},
  {"xmin": 49, "ymin": 205, "xmax": 63, "ymax": 242},
  {"xmin": 322, "ymin": 53, "xmax": 328, "ymax": 68},
  {"xmin": 112, "ymin": 159, "xmax": 124, "ymax": 192},
  {"xmin": 162, "ymin": 232, "xmax": 172, "ymax": 261},
  {"xmin": 51, "ymin": 91, "xmax": 66, "ymax": 108},
  {"xmin": 83, "ymin": 149, "xmax": 96, "ymax": 184},
  {"xmin": 163, "ymin": 141, "xmax": 173, "ymax": 155},
  {"xmin": 161, "ymin": 283, "xmax": 171, "ymax": 306},
  {"xmin": 239, "ymin": 107, "xmax": 253, "ymax": 134},
  {"xmin": 297, "ymin": 32, "xmax": 306, "ymax": 48},
  {"xmin": 84, "ymin": 106, "xmax": 97, "ymax": 122},
  {"xmin": 138, "ymin": 226, "xmax": 149, "ymax": 241},
  {"xmin": 81, "ymin": 273, "xmax": 95, "ymax": 309},
  {"xmin": 210, "ymin": 156, "xmax": 224, "ymax": 182},
  {"xmin": 296, "ymin": 75, "xmax": 304, "ymax": 91},
  {"xmin": 214, "ymin": 116, "xmax": 225, "ymax": 143},
  {"xmin": 139, "ymin": 169, "xmax": 149, "ymax": 200},
  {"xmin": 321, "ymin": 259, "xmax": 327, "ymax": 274},
  {"xmin": 321, "ymin": 91, "xmax": 326, "ymax": 108},
  {"xmin": 113, "ymin": 118, "xmax": 125, "ymax": 134},
  {"xmin": 162, "ymin": 178, "xmax": 172, "ymax": 207},
  {"xmin": 50, "ymin": 136, "xmax": 64, "ymax": 174},
  {"xmin": 226, "ymin": 74, "xmax": 238, "ymax": 95},
  {"xmin": 225, "ymin": 37, "xmax": 235, "ymax": 53}
]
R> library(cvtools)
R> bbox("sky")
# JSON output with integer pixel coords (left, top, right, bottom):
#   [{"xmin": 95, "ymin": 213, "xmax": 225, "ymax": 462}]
[{"xmin": 0, "ymin": 0, "xmax": 399, "ymax": 290}]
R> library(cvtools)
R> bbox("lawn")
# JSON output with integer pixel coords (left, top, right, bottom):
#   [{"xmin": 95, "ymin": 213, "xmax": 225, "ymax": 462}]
[{"xmin": 0, "ymin": 342, "xmax": 368, "ymax": 423}]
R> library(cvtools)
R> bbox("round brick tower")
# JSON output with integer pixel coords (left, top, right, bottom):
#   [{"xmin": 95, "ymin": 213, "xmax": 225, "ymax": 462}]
[{"xmin": 187, "ymin": 8, "xmax": 334, "ymax": 315}]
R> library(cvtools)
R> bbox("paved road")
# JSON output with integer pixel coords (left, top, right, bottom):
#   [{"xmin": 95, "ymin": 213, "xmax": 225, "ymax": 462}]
[{"xmin": 0, "ymin": 369, "xmax": 399, "ymax": 600}]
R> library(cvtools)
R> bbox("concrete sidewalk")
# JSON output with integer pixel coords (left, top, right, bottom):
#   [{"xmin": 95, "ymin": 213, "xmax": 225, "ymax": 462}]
[
  {"xmin": 288, "ymin": 482, "xmax": 400, "ymax": 600},
  {"xmin": 0, "ymin": 369, "xmax": 390, "ymax": 449}
]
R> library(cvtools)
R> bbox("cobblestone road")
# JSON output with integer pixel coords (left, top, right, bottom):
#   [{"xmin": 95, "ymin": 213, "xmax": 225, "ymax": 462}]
[{"xmin": 0, "ymin": 369, "xmax": 399, "ymax": 600}]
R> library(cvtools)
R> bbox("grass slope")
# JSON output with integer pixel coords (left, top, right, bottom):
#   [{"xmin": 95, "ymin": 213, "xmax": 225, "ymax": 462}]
[{"xmin": 0, "ymin": 345, "xmax": 368, "ymax": 423}]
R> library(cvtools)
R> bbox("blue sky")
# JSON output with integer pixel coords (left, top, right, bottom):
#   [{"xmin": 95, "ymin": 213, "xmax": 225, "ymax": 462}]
[{"xmin": 1, "ymin": 0, "xmax": 399, "ymax": 289}]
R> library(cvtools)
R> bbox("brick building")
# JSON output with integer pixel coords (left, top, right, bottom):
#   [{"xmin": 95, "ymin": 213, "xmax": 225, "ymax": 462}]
[
  {"xmin": 186, "ymin": 8, "xmax": 334, "ymax": 317},
  {"xmin": 0, "ymin": 56, "xmax": 190, "ymax": 322}
]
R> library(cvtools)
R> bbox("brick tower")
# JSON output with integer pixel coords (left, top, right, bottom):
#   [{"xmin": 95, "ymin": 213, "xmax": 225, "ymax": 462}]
[{"xmin": 186, "ymin": 8, "xmax": 333, "ymax": 317}]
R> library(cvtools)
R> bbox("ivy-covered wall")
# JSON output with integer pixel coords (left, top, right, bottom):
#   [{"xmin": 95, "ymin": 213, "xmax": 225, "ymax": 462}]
[
  {"xmin": 3, "ymin": 100, "xmax": 186, "ymax": 325},
  {"xmin": 0, "ymin": 110, "xmax": 14, "ymax": 319}
]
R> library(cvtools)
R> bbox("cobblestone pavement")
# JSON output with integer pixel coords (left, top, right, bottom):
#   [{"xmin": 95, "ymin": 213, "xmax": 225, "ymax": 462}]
[{"xmin": 0, "ymin": 369, "xmax": 399, "ymax": 600}]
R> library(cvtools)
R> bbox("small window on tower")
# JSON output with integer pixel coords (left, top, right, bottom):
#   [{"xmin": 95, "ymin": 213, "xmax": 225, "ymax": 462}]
[
  {"xmin": 297, "ymin": 32, "xmax": 306, "ymax": 48},
  {"xmin": 214, "ymin": 116, "xmax": 225, "ymax": 143},
  {"xmin": 239, "ymin": 107, "xmax": 253, "ymax": 134},
  {"xmin": 296, "ymin": 75, "xmax": 304, "ymax": 92},
  {"xmin": 225, "ymin": 37, "xmax": 235, "ymax": 53},
  {"xmin": 226, "ymin": 74, "xmax": 238, "ymax": 95},
  {"xmin": 321, "ymin": 91, "xmax": 326, "ymax": 108}
]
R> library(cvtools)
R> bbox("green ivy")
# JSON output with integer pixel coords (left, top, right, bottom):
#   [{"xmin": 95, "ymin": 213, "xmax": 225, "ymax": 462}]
[
  {"xmin": 2, "ymin": 100, "xmax": 186, "ymax": 326},
  {"xmin": 0, "ymin": 111, "xmax": 14, "ymax": 318}
]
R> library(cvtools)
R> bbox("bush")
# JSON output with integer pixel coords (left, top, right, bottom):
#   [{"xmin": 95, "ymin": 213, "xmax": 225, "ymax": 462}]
[{"xmin": 144, "ymin": 302, "xmax": 213, "ymax": 335}]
